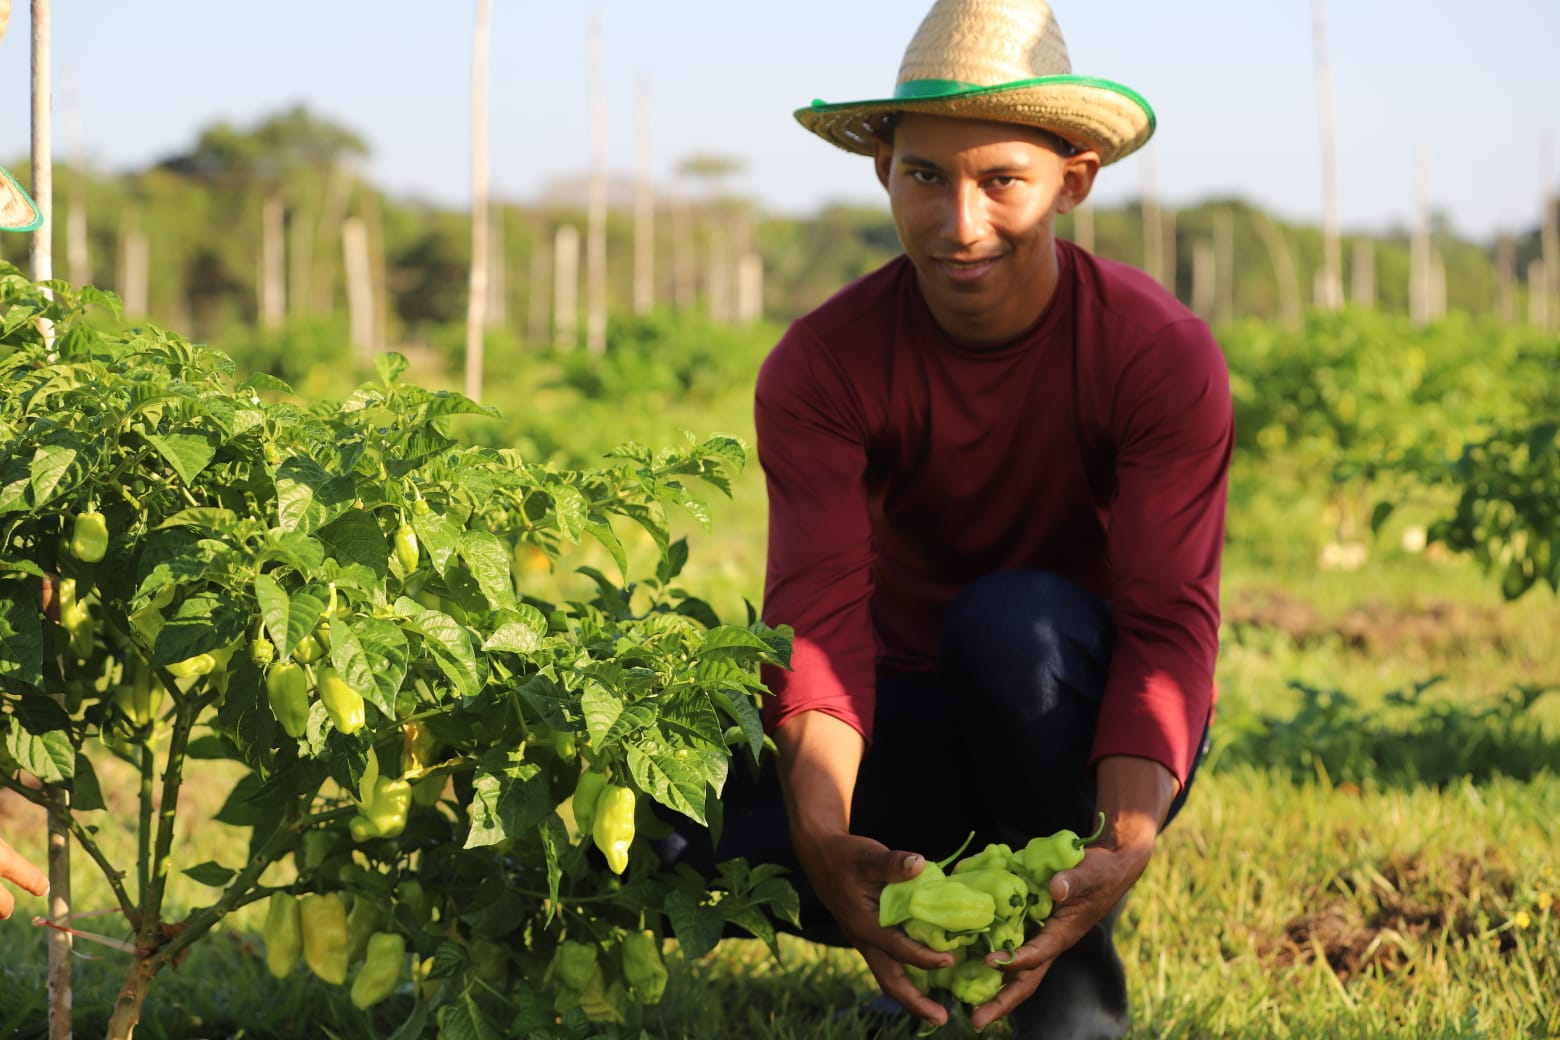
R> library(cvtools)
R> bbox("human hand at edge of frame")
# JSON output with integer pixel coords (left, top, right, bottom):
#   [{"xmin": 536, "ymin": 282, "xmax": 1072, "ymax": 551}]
[
  {"xmin": 967, "ymin": 806, "xmax": 1162, "ymax": 1031},
  {"xmin": 799, "ymin": 831, "xmax": 959, "ymax": 1029},
  {"xmin": 0, "ymin": 835, "xmax": 50, "ymax": 920}
]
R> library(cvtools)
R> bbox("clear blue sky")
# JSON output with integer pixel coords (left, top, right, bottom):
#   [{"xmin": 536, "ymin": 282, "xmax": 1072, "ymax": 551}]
[{"xmin": 1, "ymin": 0, "xmax": 1556, "ymax": 242}]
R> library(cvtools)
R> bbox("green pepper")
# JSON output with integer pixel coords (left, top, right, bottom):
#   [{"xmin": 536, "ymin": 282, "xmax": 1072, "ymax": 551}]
[
  {"xmin": 249, "ymin": 636, "xmax": 275, "ymax": 668},
  {"xmin": 591, "ymin": 784, "xmax": 636, "ymax": 875},
  {"xmin": 903, "ymin": 916, "xmax": 976, "ymax": 952},
  {"xmin": 402, "ymin": 720, "xmax": 438, "ymax": 775},
  {"xmin": 948, "ymin": 869, "xmax": 1029, "ymax": 920},
  {"xmin": 907, "ymin": 877, "xmax": 997, "ymax": 932},
  {"xmin": 949, "ymin": 959, "xmax": 1004, "ymax": 1006},
  {"xmin": 571, "ymin": 769, "xmax": 608, "ymax": 841},
  {"xmin": 552, "ymin": 940, "xmax": 598, "ymax": 993},
  {"xmin": 878, "ymin": 859, "xmax": 945, "ymax": 927},
  {"xmin": 300, "ymin": 892, "xmax": 351, "ymax": 985},
  {"xmin": 68, "ymin": 510, "xmax": 109, "ymax": 563},
  {"xmin": 349, "ymin": 931, "xmax": 405, "ymax": 1010},
  {"xmin": 263, "ymin": 892, "xmax": 303, "ymax": 979},
  {"xmin": 620, "ymin": 930, "xmax": 668, "ymax": 1005},
  {"xmin": 114, "ymin": 665, "xmax": 166, "ymax": 729},
  {"xmin": 165, "ymin": 652, "xmax": 216, "ymax": 679},
  {"xmin": 266, "ymin": 662, "xmax": 310, "ymax": 738},
  {"xmin": 552, "ymin": 727, "xmax": 577, "ymax": 762},
  {"xmin": 987, "ymin": 914, "xmax": 1026, "ymax": 956},
  {"xmin": 952, "ymin": 842, "xmax": 1015, "ymax": 875},
  {"xmin": 393, "ymin": 522, "xmax": 420, "ymax": 575},
  {"xmin": 293, "ymin": 627, "xmax": 326, "ymax": 664},
  {"xmin": 903, "ymin": 962, "xmax": 932, "ymax": 994},
  {"xmin": 57, "ymin": 578, "xmax": 94, "ymax": 659},
  {"xmin": 318, "ymin": 666, "xmax": 366, "ymax": 735},
  {"xmin": 350, "ymin": 776, "xmax": 413, "ymax": 841},
  {"xmin": 1014, "ymin": 814, "xmax": 1106, "ymax": 881},
  {"xmin": 1027, "ymin": 886, "xmax": 1055, "ymax": 925},
  {"xmin": 470, "ymin": 938, "xmax": 509, "ymax": 985}
]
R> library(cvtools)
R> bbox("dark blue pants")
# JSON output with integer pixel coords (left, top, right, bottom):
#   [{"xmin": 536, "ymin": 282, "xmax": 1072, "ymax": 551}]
[{"xmin": 666, "ymin": 571, "xmax": 1207, "ymax": 1035}]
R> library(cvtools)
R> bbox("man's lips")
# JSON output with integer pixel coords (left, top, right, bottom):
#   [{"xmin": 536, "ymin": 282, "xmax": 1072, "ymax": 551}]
[{"xmin": 934, "ymin": 254, "xmax": 1001, "ymax": 282}]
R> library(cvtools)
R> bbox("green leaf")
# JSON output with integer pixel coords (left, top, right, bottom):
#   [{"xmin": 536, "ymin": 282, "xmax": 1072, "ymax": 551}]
[
  {"xmin": 580, "ymin": 680, "xmax": 623, "ymax": 753},
  {"xmin": 539, "ymin": 814, "xmax": 567, "ymax": 927},
  {"xmin": 551, "ymin": 483, "xmax": 589, "ymax": 541},
  {"xmin": 413, "ymin": 507, "xmax": 462, "ymax": 575},
  {"xmin": 664, "ymin": 888, "xmax": 723, "ymax": 960},
  {"xmin": 183, "ymin": 861, "xmax": 238, "ymax": 888},
  {"xmin": 317, "ymin": 511, "xmax": 391, "ymax": 585},
  {"xmin": 464, "ymin": 757, "xmax": 547, "ymax": 849},
  {"xmin": 255, "ymin": 577, "xmax": 329, "ymax": 661},
  {"xmin": 4, "ymin": 723, "xmax": 74, "ymax": 783},
  {"xmin": 29, "ymin": 437, "xmax": 87, "ymax": 506},
  {"xmin": 274, "ymin": 456, "xmax": 354, "ymax": 534},
  {"xmin": 626, "ymin": 737, "xmax": 725, "ymax": 825},
  {"xmin": 700, "ymin": 625, "xmax": 780, "ymax": 655},
  {"xmin": 0, "ymin": 577, "xmax": 45, "ymax": 687},
  {"xmin": 152, "ymin": 592, "xmax": 249, "ymax": 668},
  {"xmin": 141, "ymin": 430, "xmax": 220, "ymax": 485},
  {"xmin": 329, "ymin": 617, "xmax": 409, "ymax": 719},
  {"xmin": 436, "ymin": 992, "xmax": 503, "ymax": 1040},
  {"xmin": 405, "ymin": 608, "xmax": 483, "ymax": 699},
  {"xmin": 212, "ymin": 772, "xmax": 266, "ymax": 827},
  {"xmin": 458, "ymin": 529, "xmax": 516, "ymax": 610},
  {"xmin": 70, "ymin": 752, "xmax": 105, "ymax": 812}
]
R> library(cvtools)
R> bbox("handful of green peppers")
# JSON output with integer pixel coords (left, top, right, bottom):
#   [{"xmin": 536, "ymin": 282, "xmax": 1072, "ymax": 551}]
[{"xmin": 883, "ymin": 814, "xmax": 1104, "ymax": 1010}]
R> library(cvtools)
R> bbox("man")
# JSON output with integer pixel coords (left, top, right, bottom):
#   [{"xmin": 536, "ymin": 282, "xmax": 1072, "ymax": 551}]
[
  {"xmin": 722, "ymin": 0, "xmax": 1232, "ymax": 1035},
  {"xmin": 0, "ymin": 162, "xmax": 50, "ymax": 923}
]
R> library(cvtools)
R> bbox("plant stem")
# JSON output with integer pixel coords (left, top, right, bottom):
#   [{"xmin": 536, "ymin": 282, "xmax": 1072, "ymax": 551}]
[
  {"xmin": 137, "ymin": 736, "xmax": 154, "ymax": 925},
  {"xmin": 0, "ymin": 773, "xmax": 137, "ymax": 924}
]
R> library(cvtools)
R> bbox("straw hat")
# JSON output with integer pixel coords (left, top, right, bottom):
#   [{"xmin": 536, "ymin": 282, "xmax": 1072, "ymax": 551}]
[{"xmin": 796, "ymin": 0, "xmax": 1154, "ymax": 166}]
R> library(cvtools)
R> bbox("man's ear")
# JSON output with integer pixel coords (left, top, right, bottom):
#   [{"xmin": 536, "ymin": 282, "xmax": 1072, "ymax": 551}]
[
  {"xmin": 874, "ymin": 140, "xmax": 894, "ymax": 191},
  {"xmin": 1056, "ymin": 151, "xmax": 1101, "ymax": 214}
]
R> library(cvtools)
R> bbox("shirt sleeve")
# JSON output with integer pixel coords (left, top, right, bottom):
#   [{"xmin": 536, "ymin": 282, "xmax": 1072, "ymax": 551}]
[
  {"xmin": 1089, "ymin": 317, "xmax": 1232, "ymax": 786},
  {"xmin": 753, "ymin": 324, "xmax": 880, "ymax": 741}
]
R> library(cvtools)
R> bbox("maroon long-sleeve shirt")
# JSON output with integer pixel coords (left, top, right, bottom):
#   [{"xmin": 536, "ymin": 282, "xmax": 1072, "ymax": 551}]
[{"xmin": 754, "ymin": 241, "xmax": 1232, "ymax": 785}]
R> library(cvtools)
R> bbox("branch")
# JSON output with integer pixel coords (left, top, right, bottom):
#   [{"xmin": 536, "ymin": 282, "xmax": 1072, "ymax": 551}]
[{"xmin": 0, "ymin": 773, "xmax": 138, "ymax": 925}]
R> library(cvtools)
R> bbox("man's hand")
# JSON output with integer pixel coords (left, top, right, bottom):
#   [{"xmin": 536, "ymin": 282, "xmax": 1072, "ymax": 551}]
[
  {"xmin": 969, "ymin": 754, "xmax": 1178, "ymax": 1031},
  {"xmin": 774, "ymin": 710, "xmax": 957, "ymax": 1027},
  {"xmin": 0, "ymin": 835, "xmax": 49, "ymax": 920}
]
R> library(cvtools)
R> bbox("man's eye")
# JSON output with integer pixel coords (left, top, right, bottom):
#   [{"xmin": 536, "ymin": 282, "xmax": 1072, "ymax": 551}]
[
  {"xmin": 909, "ymin": 169, "xmax": 940, "ymax": 185},
  {"xmin": 988, "ymin": 176, "xmax": 1019, "ymax": 189}
]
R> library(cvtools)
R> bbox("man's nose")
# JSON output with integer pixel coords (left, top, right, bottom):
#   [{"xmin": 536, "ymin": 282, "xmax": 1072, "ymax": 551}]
[{"xmin": 940, "ymin": 181, "xmax": 989, "ymax": 244}]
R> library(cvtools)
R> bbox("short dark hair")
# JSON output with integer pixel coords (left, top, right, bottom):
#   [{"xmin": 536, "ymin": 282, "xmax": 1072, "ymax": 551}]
[{"xmin": 873, "ymin": 112, "xmax": 1080, "ymax": 157}]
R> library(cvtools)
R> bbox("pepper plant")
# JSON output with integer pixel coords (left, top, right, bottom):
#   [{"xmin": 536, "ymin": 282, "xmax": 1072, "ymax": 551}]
[{"xmin": 0, "ymin": 265, "xmax": 798, "ymax": 1037}]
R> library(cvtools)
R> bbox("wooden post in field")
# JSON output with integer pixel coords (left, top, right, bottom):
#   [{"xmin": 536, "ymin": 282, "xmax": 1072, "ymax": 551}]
[
  {"xmin": 1071, "ymin": 202, "xmax": 1094, "ymax": 253},
  {"xmin": 362, "ymin": 187, "xmax": 389, "ymax": 353},
  {"xmin": 118, "ymin": 204, "xmax": 148, "ymax": 317},
  {"xmin": 342, "ymin": 215, "xmax": 372, "ymax": 366},
  {"xmin": 554, "ymin": 224, "xmax": 580, "ymax": 349},
  {"xmin": 28, "ymin": 5, "xmax": 73, "ymax": 1034},
  {"xmin": 736, "ymin": 251, "xmax": 763, "ymax": 323},
  {"xmin": 1409, "ymin": 148, "xmax": 1432, "ymax": 326},
  {"xmin": 1191, "ymin": 237, "xmax": 1215, "ymax": 319},
  {"xmin": 465, "ymin": 0, "xmax": 491, "ymax": 401},
  {"xmin": 1254, "ymin": 211, "xmax": 1302, "ymax": 330},
  {"xmin": 672, "ymin": 195, "xmax": 695, "ymax": 310},
  {"xmin": 633, "ymin": 75, "xmax": 655, "ymax": 315},
  {"xmin": 1350, "ymin": 237, "xmax": 1375, "ymax": 309},
  {"xmin": 1529, "ymin": 260, "xmax": 1549, "ymax": 329},
  {"xmin": 1540, "ymin": 135, "xmax": 1558, "ymax": 331},
  {"xmin": 1214, "ymin": 207, "xmax": 1234, "ymax": 324},
  {"xmin": 1494, "ymin": 233, "xmax": 1516, "ymax": 324},
  {"xmin": 259, "ymin": 194, "xmax": 286, "ymax": 329},
  {"xmin": 527, "ymin": 220, "xmax": 550, "ymax": 346},
  {"xmin": 585, "ymin": 2, "xmax": 608, "ymax": 354},
  {"xmin": 1429, "ymin": 245, "xmax": 1446, "ymax": 322},
  {"xmin": 1312, "ymin": 0, "xmax": 1343, "ymax": 310}
]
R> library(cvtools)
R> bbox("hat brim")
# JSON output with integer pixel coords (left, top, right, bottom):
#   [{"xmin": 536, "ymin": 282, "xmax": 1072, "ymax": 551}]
[
  {"xmin": 0, "ymin": 166, "xmax": 43, "ymax": 233},
  {"xmin": 795, "ymin": 75, "xmax": 1154, "ymax": 167}
]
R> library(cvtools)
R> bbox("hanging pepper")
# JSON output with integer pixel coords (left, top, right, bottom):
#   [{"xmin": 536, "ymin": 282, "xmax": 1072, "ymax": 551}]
[
  {"xmin": 878, "ymin": 859, "xmax": 946, "ymax": 927},
  {"xmin": 620, "ymin": 930, "xmax": 668, "ymax": 1005},
  {"xmin": 266, "ymin": 662, "xmax": 310, "ymax": 738},
  {"xmin": 949, "ymin": 959, "xmax": 1005, "ymax": 1006},
  {"xmin": 263, "ymin": 892, "xmax": 303, "ymax": 979},
  {"xmin": 906, "ymin": 877, "xmax": 997, "ymax": 932},
  {"xmin": 349, "ymin": 931, "xmax": 405, "ymax": 1010},
  {"xmin": 68, "ymin": 510, "xmax": 110, "ymax": 562},
  {"xmin": 346, "ymin": 895, "xmax": 385, "ymax": 965},
  {"xmin": 56, "ymin": 578, "xmax": 94, "ymax": 659},
  {"xmin": 350, "ymin": 775, "xmax": 413, "ymax": 841},
  {"xmin": 393, "ymin": 522, "xmax": 420, "ymax": 575},
  {"xmin": 317, "ymin": 666, "xmax": 366, "ymax": 735},
  {"xmin": 591, "ymin": 784, "xmax": 636, "ymax": 875},
  {"xmin": 946, "ymin": 869, "xmax": 1029, "ymax": 921},
  {"xmin": 551, "ymin": 940, "xmax": 599, "ymax": 993},
  {"xmin": 165, "ymin": 652, "xmax": 216, "ymax": 679},
  {"xmin": 397, "ymin": 879, "xmax": 432, "ymax": 928},
  {"xmin": 114, "ymin": 665, "xmax": 166, "ymax": 729},
  {"xmin": 571, "ymin": 769, "xmax": 609, "ymax": 841},
  {"xmin": 300, "ymin": 892, "xmax": 351, "ymax": 985},
  {"xmin": 402, "ymin": 719, "xmax": 438, "ymax": 774},
  {"xmin": 249, "ymin": 636, "xmax": 276, "ymax": 668}
]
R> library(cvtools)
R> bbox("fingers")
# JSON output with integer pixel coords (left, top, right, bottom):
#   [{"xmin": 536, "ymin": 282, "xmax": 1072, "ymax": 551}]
[
  {"xmin": 864, "ymin": 948, "xmax": 951, "ymax": 1028},
  {"xmin": 971, "ymin": 964, "xmax": 1046, "ymax": 1032},
  {"xmin": 0, "ymin": 837, "xmax": 49, "ymax": 921}
]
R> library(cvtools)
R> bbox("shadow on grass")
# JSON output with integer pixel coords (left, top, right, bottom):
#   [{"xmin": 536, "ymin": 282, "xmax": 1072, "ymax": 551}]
[{"xmin": 1210, "ymin": 678, "xmax": 1558, "ymax": 788}]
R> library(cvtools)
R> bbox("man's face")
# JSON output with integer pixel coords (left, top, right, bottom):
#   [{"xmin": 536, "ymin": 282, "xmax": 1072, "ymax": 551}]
[{"xmin": 875, "ymin": 113, "xmax": 1098, "ymax": 343}]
